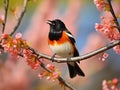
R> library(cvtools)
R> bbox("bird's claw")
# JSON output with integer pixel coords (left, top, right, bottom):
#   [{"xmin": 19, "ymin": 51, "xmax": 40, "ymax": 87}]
[{"xmin": 51, "ymin": 53, "xmax": 56, "ymax": 62}]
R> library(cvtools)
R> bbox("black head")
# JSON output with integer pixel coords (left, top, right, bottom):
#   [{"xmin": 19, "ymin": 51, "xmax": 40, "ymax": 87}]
[
  {"xmin": 47, "ymin": 19, "xmax": 66, "ymax": 31},
  {"xmin": 47, "ymin": 19, "xmax": 67, "ymax": 40}
]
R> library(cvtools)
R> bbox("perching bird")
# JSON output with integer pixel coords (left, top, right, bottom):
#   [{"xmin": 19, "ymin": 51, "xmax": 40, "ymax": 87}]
[{"xmin": 47, "ymin": 19, "xmax": 85, "ymax": 78}]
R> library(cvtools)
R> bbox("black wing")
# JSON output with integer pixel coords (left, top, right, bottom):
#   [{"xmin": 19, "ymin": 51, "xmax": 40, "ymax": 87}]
[
  {"xmin": 65, "ymin": 30, "xmax": 76, "ymax": 45},
  {"xmin": 65, "ymin": 30, "xmax": 79, "ymax": 57}
]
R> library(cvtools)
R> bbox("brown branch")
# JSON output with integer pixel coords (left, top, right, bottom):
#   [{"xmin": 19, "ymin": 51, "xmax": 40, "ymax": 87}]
[
  {"xmin": 29, "ymin": 40, "xmax": 120, "ymax": 63},
  {"xmin": 107, "ymin": 0, "xmax": 120, "ymax": 32},
  {"xmin": 2, "ymin": 0, "xmax": 9, "ymax": 34},
  {"xmin": 10, "ymin": 0, "xmax": 28, "ymax": 36}
]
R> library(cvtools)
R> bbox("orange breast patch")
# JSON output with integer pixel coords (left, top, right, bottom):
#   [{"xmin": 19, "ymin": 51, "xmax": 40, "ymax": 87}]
[{"xmin": 48, "ymin": 31, "xmax": 70, "ymax": 45}]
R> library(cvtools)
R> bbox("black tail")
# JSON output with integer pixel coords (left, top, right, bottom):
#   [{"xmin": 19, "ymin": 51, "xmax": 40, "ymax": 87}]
[{"xmin": 67, "ymin": 62, "xmax": 85, "ymax": 78}]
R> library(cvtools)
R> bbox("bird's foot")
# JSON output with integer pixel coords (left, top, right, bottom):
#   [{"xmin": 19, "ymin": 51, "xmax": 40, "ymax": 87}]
[
  {"xmin": 67, "ymin": 57, "xmax": 71, "ymax": 63},
  {"xmin": 51, "ymin": 53, "xmax": 56, "ymax": 62}
]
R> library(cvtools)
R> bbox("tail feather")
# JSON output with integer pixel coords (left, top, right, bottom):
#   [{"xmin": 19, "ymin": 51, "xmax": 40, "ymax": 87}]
[
  {"xmin": 67, "ymin": 63, "xmax": 76, "ymax": 78},
  {"xmin": 74, "ymin": 62, "xmax": 85, "ymax": 76},
  {"xmin": 67, "ymin": 62, "xmax": 85, "ymax": 78}
]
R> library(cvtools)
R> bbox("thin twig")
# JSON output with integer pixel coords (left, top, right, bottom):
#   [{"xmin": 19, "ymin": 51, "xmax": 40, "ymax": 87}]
[
  {"xmin": 107, "ymin": 0, "xmax": 120, "ymax": 32},
  {"xmin": 29, "ymin": 40, "xmax": 120, "ymax": 63},
  {"xmin": 10, "ymin": 0, "xmax": 28, "ymax": 36},
  {"xmin": 2, "ymin": 0, "xmax": 9, "ymax": 34}
]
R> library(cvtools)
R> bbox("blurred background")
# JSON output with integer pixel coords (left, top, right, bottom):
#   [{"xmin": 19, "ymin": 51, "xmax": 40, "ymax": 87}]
[{"xmin": 0, "ymin": 0, "xmax": 120, "ymax": 90}]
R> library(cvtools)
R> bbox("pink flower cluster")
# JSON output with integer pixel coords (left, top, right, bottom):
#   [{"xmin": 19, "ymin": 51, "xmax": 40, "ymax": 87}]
[
  {"xmin": 102, "ymin": 78, "xmax": 119, "ymax": 90},
  {"xmin": 94, "ymin": 0, "xmax": 109, "ymax": 11},
  {"xmin": 95, "ymin": 16, "xmax": 120, "ymax": 41},
  {"xmin": 1, "ymin": 33, "xmax": 60, "ymax": 82},
  {"xmin": 1, "ymin": 33, "xmax": 28, "ymax": 56},
  {"xmin": 23, "ymin": 48, "xmax": 41, "ymax": 70},
  {"xmin": 0, "ymin": 33, "xmax": 61, "ymax": 85},
  {"xmin": 99, "ymin": 52, "xmax": 109, "ymax": 61},
  {"xmin": 1, "ymin": 33, "xmax": 40, "ymax": 69},
  {"xmin": 38, "ymin": 64, "xmax": 60, "ymax": 81},
  {"xmin": 95, "ymin": 16, "xmax": 120, "ymax": 54}
]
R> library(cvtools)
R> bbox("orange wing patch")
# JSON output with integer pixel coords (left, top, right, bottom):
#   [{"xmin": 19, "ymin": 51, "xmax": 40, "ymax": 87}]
[{"xmin": 48, "ymin": 31, "xmax": 70, "ymax": 45}]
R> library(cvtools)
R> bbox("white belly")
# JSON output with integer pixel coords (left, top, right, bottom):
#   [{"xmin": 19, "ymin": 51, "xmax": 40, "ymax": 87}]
[{"xmin": 49, "ymin": 41, "xmax": 74, "ymax": 57}]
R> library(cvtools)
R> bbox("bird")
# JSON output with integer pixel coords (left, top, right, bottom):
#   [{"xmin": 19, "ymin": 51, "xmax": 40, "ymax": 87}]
[{"xmin": 47, "ymin": 19, "xmax": 85, "ymax": 78}]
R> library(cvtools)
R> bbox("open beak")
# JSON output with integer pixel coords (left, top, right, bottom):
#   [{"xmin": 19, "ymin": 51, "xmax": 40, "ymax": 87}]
[{"xmin": 47, "ymin": 20, "xmax": 53, "ymax": 25}]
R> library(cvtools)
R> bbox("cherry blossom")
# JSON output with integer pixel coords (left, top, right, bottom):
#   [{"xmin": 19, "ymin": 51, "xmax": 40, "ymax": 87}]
[
  {"xmin": 95, "ymin": 15, "xmax": 120, "ymax": 54},
  {"xmin": 0, "ymin": 14, "xmax": 4, "ymax": 24},
  {"xmin": 102, "ymin": 78, "xmax": 119, "ymax": 90},
  {"xmin": 95, "ymin": 16, "xmax": 120, "ymax": 41},
  {"xmin": 94, "ymin": 0, "xmax": 109, "ymax": 11}
]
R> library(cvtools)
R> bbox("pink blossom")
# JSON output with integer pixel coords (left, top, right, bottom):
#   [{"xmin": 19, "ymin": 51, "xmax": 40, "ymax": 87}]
[
  {"xmin": 46, "ymin": 76, "xmax": 51, "ymax": 80},
  {"xmin": 0, "ymin": 14, "xmax": 4, "ymax": 23},
  {"xmin": 113, "ymin": 45, "xmax": 120, "ymax": 54},
  {"xmin": 95, "ymin": 16, "xmax": 120, "ymax": 41},
  {"xmin": 112, "ymin": 78, "xmax": 119, "ymax": 85},
  {"xmin": 23, "ymin": 49, "xmax": 41, "ymax": 70},
  {"xmin": 102, "ymin": 78, "xmax": 120, "ymax": 90},
  {"xmin": 95, "ymin": 15, "xmax": 120, "ymax": 55},
  {"xmin": 15, "ymin": 33, "xmax": 22, "ymax": 39},
  {"xmin": 46, "ymin": 64, "xmax": 55, "ymax": 71},
  {"xmin": 102, "ymin": 80, "xmax": 107, "ymax": 86},
  {"xmin": 94, "ymin": 0, "xmax": 109, "ymax": 11},
  {"xmin": 1, "ymin": 34, "xmax": 41, "ymax": 70},
  {"xmin": 52, "ymin": 72, "xmax": 59, "ymax": 79},
  {"xmin": 38, "ymin": 73, "xmax": 43, "ymax": 79},
  {"xmin": 99, "ymin": 53, "xmax": 109, "ymax": 61},
  {"xmin": 102, "ymin": 80, "xmax": 109, "ymax": 90},
  {"xmin": 95, "ymin": 23, "xmax": 103, "ymax": 30},
  {"xmin": 1, "ymin": 33, "xmax": 9, "ymax": 39},
  {"xmin": 103, "ymin": 52, "xmax": 109, "ymax": 58}
]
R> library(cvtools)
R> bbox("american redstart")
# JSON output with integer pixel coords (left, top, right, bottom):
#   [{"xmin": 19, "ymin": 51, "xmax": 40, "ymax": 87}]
[{"xmin": 47, "ymin": 19, "xmax": 85, "ymax": 78}]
